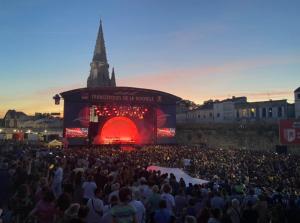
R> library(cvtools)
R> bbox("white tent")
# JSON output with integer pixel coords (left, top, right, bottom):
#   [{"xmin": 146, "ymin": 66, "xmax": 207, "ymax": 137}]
[{"xmin": 147, "ymin": 165, "xmax": 209, "ymax": 185}]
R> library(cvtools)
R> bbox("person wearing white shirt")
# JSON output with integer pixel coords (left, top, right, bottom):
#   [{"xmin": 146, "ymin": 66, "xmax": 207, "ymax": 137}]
[
  {"xmin": 108, "ymin": 183, "xmax": 120, "ymax": 203},
  {"xmin": 161, "ymin": 184, "xmax": 175, "ymax": 213},
  {"xmin": 86, "ymin": 188, "xmax": 104, "ymax": 223},
  {"xmin": 82, "ymin": 175, "xmax": 97, "ymax": 203},
  {"xmin": 138, "ymin": 178, "xmax": 152, "ymax": 203},
  {"xmin": 129, "ymin": 189, "xmax": 145, "ymax": 223},
  {"xmin": 52, "ymin": 164, "xmax": 63, "ymax": 198}
]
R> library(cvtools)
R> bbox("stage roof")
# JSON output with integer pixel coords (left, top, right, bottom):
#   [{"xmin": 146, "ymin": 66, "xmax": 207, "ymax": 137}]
[{"xmin": 60, "ymin": 87, "xmax": 181, "ymax": 105}]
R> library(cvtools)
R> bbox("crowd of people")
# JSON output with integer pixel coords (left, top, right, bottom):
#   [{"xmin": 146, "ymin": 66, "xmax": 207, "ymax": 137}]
[{"xmin": 0, "ymin": 141, "xmax": 300, "ymax": 223}]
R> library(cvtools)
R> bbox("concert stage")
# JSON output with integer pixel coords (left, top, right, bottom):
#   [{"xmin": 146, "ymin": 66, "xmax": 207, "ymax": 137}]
[{"xmin": 59, "ymin": 87, "xmax": 181, "ymax": 146}]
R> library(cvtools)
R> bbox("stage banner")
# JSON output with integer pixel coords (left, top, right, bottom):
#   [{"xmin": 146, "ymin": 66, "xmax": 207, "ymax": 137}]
[{"xmin": 279, "ymin": 120, "xmax": 300, "ymax": 145}]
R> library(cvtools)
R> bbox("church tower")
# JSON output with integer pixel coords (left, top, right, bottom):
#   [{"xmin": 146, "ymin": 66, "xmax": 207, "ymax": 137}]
[
  {"xmin": 87, "ymin": 20, "xmax": 116, "ymax": 88},
  {"xmin": 111, "ymin": 67, "xmax": 116, "ymax": 86}
]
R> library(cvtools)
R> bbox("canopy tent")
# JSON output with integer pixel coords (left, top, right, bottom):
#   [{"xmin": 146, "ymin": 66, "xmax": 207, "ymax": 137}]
[
  {"xmin": 147, "ymin": 165, "xmax": 209, "ymax": 185},
  {"xmin": 48, "ymin": 139, "xmax": 63, "ymax": 148}
]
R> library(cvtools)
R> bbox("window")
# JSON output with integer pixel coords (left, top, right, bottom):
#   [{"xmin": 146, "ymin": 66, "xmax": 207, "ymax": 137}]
[
  {"xmin": 209, "ymin": 113, "xmax": 213, "ymax": 117},
  {"xmin": 236, "ymin": 111, "xmax": 240, "ymax": 118},
  {"xmin": 217, "ymin": 113, "xmax": 220, "ymax": 118},
  {"xmin": 242, "ymin": 109, "xmax": 247, "ymax": 117},
  {"xmin": 268, "ymin": 107, "xmax": 273, "ymax": 118},
  {"xmin": 262, "ymin": 108, "xmax": 266, "ymax": 118},
  {"xmin": 298, "ymin": 93, "xmax": 300, "ymax": 99},
  {"xmin": 250, "ymin": 108, "xmax": 255, "ymax": 118},
  {"xmin": 278, "ymin": 107, "xmax": 283, "ymax": 117},
  {"xmin": 198, "ymin": 115, "xmax": 200, "ymax": 119}
]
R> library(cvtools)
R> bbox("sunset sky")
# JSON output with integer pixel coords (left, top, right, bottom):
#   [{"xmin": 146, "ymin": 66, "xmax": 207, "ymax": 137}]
[{"xmin": 1, "ymin": 0, "xmax": 300, "ymax": 117}]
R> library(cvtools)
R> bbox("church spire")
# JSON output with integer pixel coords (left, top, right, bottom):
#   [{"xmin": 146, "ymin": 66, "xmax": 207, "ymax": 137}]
[
  {"xmin": 93, "ymin": 19, "xmax": 107, "ymax": 62},
  {"xmin": 87, "ymin": 19, "xmax": 116, "ymax": 88},
  {"xmin": 111, "ymin": 67, "xmax": 116, "ymax": 86}
]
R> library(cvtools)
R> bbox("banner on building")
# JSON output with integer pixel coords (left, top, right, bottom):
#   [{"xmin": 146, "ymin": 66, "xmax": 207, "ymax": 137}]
[{"xmin": 279, "ymin": 120, "xmax": 300, "ymax": 145}]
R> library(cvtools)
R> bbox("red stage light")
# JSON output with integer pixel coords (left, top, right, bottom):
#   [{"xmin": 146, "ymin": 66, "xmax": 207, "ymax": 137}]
[
  {"xmin": 95, "ymin": 116, "xmax": 139, "ymax": 144},
  {"xmin": 94, "ymin": 105, "xmax": 149, "ymax": 119}
]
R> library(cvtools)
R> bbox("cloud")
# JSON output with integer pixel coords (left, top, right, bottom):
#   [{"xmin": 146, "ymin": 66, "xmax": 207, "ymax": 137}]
[
  {"xmin": 118, "ymin": 55, "xmax": 299, "ymax": 103},
  {"xmin": 211, "ymin": 90, "xmax": 293, "ymax": 101},
  {"xmin": 168, "ymin": 23, "xmax": 227, "ymax": 46},
  {"xmin": 0, "ymin": 82, "xmax": 83, "ymax": 118},
  {"xmin": 119, "ymin": 55, "xmax": 300, "ymax": 88},
  {"xmin": 1, "ymin": 55, "xmax": 298, "ymax": 118},
  {"xmin": 33, "ymin": 82, "xmax": 83, "ymax": 96}
]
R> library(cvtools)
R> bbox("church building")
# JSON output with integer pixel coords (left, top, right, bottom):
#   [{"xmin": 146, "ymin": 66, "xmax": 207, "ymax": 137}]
[{"xmin": 87, "ymin": 20, "xmax": 116, "ymax": 88}]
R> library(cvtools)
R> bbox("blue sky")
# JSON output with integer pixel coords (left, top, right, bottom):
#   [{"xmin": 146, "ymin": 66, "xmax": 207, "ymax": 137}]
[{"xmin": 0, "ymin": 0, "xmax": 300, "ymax": 116}]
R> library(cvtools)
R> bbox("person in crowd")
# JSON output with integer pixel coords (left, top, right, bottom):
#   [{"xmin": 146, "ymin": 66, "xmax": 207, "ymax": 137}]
[
  {"xmin": 28, "ymin": 189, "xmax": 56, "ymax": 223},
  {"xmin": 111, "ymin": 187, "xmax": 138, "ymax": 223},
  {"xmin": 241, "ymin": 201, "xmax": 258, "ymax": 223},
  {"xmin": 208, "ymin": 208, "xmax": 222, "ymax": 223},
  {"xmin": 185, "ymin": 198, "xmax": 197, "ymax": 218},
  {"xmin": 210, "ymin": 191, "xmax": 225, "ymax": 210},
  {"xmin": 129, "ymin": 188, "xmax": 146, "ymax": 223},
  {"xmin": 101, "ymin": 195, "xmax": 119, "ymax": 223},
  {"xmin": 161, "ymin": 184, "xmax": 175, "ymax": 213},
  {"xmin": 109, "ymin": 183, "xmax": 120, "ymax": 203},
  {"xmin": 226, "ymin": 199, "xmax": 241, "ymax": 223},
  {"xmin": 64, "ymin": 203, "xmax": 80, "ymax": 223},
  {"xmin": 138, "ymin": 177, "xmax": 152, "ymax": 203},
  {"xmin": 197, "ymin": 207, "xmax": 210, "ymax": 223},
  {"xmin": 73, "ymin": 171, "xmax": 84, "ymax": 204},
  {"xmin": 152, "ymin": 200, "xmax": 175, "ymax": 223},
  {"xmin": 174, "ymin": 188, "xmax": 188, "ymax": 217},
  {"xmin": 79, "ymin": 205, "xmax": 90, "ymax": 223},
  {"xmin": 35, "ymin": 177, "xmax": 49, "ymax": 202},
  {"xmin": 11, "ymin": 184, "xmax": 33, "ymax": 223},
  {"xmin": 0, "ymin": 142, "xmax": 300, "ymax": 223},
  {"xmin": 52, "ymin": 162, "xmax": 63, "ymax": 198},
  {"xmin": 242, "ymin": 188, "xmax": 258, "ymax": 207},
  {"xmin": 82, "ymin": 175, "xmax": 97, "ymax": 204},
  {"xmin": 86, "ymin": 188, "xmax": 104, "ymax": 223},
  {"xmin": 184, "ymin": 215, "xmax": 197, "ymax": 223},
  {"xmin": 146, "ymin": 185, "xmax": 161, "ymax": 216},
  {"xmin": 254, "ymin": 194, "xmax": 269, "ymax": 223},
  {"xmin": 56, "ymin": 183, "xmax": 73, "ymax": 219}
]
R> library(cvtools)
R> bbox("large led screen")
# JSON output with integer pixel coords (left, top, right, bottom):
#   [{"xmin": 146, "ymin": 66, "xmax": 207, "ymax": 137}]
[
  {"xmin": 90, "ymin": 105, "xmax": 155, "ymax": 145},
  {"xmin": 157, "ymin": 104, "xmax": 177, "ymax": 144},
  {"xmin": 65, "ymin": 128, "xmax": 88, "ymax": 138}
]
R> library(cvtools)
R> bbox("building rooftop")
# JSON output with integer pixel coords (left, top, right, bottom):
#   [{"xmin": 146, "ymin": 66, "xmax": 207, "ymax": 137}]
[
  {"xmin": 220, "ymin": 96, "xmax": 247, "ymax": 103},
  {"xmin": 4, "ymin": 110, "xmax": 27, "ymax": 119},
  {"xmin": 294, "ymin": 87, "xmax": 300, "ymax": 93}
]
